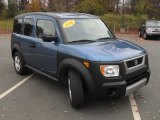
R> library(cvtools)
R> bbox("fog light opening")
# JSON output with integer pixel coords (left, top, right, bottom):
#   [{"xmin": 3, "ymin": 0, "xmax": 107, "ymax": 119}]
[{"xmin": 107, "ymin": 88, "xmax": 116, "ymax": 96}]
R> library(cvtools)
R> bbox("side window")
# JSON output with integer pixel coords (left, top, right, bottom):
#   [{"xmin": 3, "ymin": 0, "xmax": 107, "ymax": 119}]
[
  {"xmin": 13, "ymin": 19, "xmax": 22, "ymax": 34},
  {"xmin": 36, "ymin": 19, "xmax": 55, "ymax": 38},
  {"xmin": 24, "ymin": 18, "xmax": 34, "ymax": 36}
]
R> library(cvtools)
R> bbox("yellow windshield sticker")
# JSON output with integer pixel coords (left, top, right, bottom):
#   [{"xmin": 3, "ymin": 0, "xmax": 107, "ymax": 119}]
[{"xmin": 63, "ymin": 20, "xmax": 75, "ymax": 28}]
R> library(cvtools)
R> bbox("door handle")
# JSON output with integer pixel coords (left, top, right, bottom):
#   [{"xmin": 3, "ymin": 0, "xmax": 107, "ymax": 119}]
[{"xmin": 29, "ymin": 43, "xmax": 36, "ymax": 48}]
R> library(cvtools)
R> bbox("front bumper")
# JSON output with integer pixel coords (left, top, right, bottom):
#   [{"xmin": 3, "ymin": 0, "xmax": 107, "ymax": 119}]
[
  {"xmin": 125, "ymin": 77, "xmax": 147, "ymax": 96},
  {"xmin": 90, "ymin": 69, "xmax": 150, "ymax": 98},
  {"xmin": 146, "ymin": 31, "xmax": 160, "ymax": 36},
  {"xmin": 88, "ymin": 55, "xmax": 150, "ymax": 98}
]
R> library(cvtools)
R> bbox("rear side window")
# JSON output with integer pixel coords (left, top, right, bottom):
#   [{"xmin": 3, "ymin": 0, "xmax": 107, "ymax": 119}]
[
  {"xmin": 36, "ymin": 20, "xmax": 55, "ymax": 38},
  {"xmin": 13, "ymin": 19, "xmax": 22, "ymax": 34},
  {"xmin": 24, "ymin": 18, "xmax": 34, "ymax": 36}
]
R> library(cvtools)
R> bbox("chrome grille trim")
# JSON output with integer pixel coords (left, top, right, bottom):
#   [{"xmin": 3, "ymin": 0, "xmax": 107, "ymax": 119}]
[{"xmin": 124, "ymin": 54, "xmax": 145, "ymax": 71}]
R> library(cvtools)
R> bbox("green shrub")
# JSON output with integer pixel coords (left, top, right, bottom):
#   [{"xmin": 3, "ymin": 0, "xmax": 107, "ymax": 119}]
[{"xmin": 0, "ymin": 19, "xmax": 13, "ymax": 30}]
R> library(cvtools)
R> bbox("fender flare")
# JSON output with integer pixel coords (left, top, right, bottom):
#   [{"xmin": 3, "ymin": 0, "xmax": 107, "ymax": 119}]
[
  {"xmin": 57, "ymin": 58, "xmax": 95, "ymax": 94},
  {"xmin": 11, "ymin": 44, "xmax": 25, "ymax": 62},
  {"xmin": 12, "ymin": 43, "xmax": 22, "ymax": 57}
]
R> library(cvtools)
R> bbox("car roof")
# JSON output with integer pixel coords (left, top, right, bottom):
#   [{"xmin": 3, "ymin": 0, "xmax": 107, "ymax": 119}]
[
  {"xmin": 146, "ymin": 20, "xmax": 160, "ymax": 22},
  {"xmin": 15, "ymin": 12, "xmax": 99, "ymax": 19}
]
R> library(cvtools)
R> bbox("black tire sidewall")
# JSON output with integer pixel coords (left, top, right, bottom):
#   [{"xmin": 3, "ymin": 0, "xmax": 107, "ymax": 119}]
[
  {"xmin": 68, "ymin": 70, "xmax": 84, "ymax": 108},
  {"xmin": 143, "ymin": 32, "xmax": 148, "ymax": 39}
]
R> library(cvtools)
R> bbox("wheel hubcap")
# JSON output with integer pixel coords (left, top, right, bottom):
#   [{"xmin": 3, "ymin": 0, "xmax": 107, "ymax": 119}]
[
  {"xmin": 14, "ymin": 56, "xmax": 21, "ymax": 71},
  {"xmin": 68, "ymin": 78, "xmax": 72, "ymax": 101}
]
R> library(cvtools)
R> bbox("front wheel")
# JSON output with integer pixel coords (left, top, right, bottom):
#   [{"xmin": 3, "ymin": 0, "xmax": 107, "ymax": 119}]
[
  {"xmin": 138, "ymin": 31, "xmax": 142, "ymax": 37},
  {"xmin": 143, "ymin": 32, "xmax": 148, "ymax": 39},
  {"xmin": 68, "ymin": 70, "xmax": 84, "ymax": 108}
]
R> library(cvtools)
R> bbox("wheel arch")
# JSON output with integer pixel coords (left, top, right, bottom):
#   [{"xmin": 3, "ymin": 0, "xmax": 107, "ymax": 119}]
[
  {"xmin": 11, "ymin": 44, "xmax": 26, "ymax": 65},
  {"xmin": 57, "ymin": 58, "xmax": 95, "ymax": 94},
  {"xmin": 12, "ymin": 48, "xmax": 19, "ymax": 58},
  {"xmin": 11, "ymin": 44, "xmax": 22, "ymax": 58}
]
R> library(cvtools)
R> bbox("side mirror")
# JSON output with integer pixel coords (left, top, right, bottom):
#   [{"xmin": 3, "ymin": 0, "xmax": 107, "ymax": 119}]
[{"xmin": 42, "ymin": 34, "xmax": 57, "ymax": 42}]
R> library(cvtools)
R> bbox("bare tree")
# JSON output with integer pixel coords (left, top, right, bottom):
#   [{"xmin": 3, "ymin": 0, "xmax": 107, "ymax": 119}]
[{"xmin": 48, "ymin": 0, "xmax": 82, "ymax": 12}]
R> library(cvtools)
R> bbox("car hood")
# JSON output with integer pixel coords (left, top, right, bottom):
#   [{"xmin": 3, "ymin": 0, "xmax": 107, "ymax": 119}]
[{"xmin": 60, "ymin": 39, "xmax": 146, "ymax": 62}]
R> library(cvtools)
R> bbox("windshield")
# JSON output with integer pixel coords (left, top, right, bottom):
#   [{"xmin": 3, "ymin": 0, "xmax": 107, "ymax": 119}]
[
  {"xmin": 59, "ymin": 19, "xmax": 114, "ymax": 43},
  {"xmin": 146, "ymin": 21, "xmax": 160, "ymax": 27}
]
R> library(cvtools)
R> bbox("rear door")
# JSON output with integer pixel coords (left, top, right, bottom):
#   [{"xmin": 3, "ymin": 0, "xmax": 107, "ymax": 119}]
[
  {"xmin": 30, "ymin": 15, "xmax": 58, "ymax": 76},
  {"xmin": 12, "ymin": 18, "xmax": 23, "ymax": 52},
  {"xmin": 20, "ymin": 15, "xmax": 36, "ymax": 66}
]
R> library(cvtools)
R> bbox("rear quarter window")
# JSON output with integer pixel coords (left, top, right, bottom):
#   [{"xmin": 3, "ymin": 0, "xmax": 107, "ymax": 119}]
[
  {"xmin": 24, "ymin": 18, "xmax": 34, "ymax": 36},
  {"xmin": 13, "ymin": 19, "xmax": 23, "ymax": 34}
]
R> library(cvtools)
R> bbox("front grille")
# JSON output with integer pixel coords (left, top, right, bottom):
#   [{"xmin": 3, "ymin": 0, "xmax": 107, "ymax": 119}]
[
  {"xmin": 126, "ymin": 71, "xmax": 147, "ymax": 86},
  {"xmin": 126, "ymin": 57, "xmax": 143, "ymax": 69},
  {"xmin": 153, "ymin": 28, "xmax": 160, "ymax": 32}
]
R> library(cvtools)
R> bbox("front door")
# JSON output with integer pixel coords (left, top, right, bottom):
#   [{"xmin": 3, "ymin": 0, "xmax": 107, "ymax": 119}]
[{"xmin": 30, "ymin": 16, "xmax": 58, "ymax": 76}]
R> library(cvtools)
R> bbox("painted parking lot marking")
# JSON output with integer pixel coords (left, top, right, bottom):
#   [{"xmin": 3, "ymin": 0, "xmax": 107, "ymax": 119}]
[
  {"xmin": 129, "ymin": 93, "xmax": 141, "ymax": 120},
  {"xmin": 0, "ymin": 74, "xmax": 34, "ymax": 100}
]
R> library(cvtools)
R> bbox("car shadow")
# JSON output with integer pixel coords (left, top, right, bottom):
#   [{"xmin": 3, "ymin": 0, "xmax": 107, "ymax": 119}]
[
  {"xmin": 33, "ymin": 73, "xmax": 132, "ymax": 113},
  {"xmin": 146, "ymin": 36, "xmax": 160, "ymax": 41}
]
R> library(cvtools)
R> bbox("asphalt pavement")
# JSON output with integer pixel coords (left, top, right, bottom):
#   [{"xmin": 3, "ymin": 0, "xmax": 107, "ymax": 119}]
[{"xmin": 0, "ymin": 34, "xmax": 160, "ymax": 120}]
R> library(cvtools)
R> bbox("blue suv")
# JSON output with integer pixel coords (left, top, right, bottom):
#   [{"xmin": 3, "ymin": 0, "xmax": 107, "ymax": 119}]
[{"xmin": 11, "ymin": 12, "xmax": 150, "ymax": 108}]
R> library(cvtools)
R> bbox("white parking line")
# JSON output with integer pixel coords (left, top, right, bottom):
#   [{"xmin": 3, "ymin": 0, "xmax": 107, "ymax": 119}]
[
  {"xmin": 0, "ymin": 74, "xmax": 34, "ymax": 100},
  {"xmin": 129, "ymin": 93, "xmax": 141, "ymax": 120}
]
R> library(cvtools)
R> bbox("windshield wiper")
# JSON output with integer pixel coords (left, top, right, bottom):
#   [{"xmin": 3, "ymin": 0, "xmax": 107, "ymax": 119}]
[
  {"xmin": 67, "ymin": 39, "xmax": 95, "ymax": 43},
  {"xmin": 96, "ymin": 37, "xmax": 112, "ymax": 41}
]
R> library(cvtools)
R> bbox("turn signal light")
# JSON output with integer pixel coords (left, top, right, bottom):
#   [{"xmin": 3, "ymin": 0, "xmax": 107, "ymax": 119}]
[{"xmin": 83, "ymin": 61, "xmax": 90, "ymax": 68}]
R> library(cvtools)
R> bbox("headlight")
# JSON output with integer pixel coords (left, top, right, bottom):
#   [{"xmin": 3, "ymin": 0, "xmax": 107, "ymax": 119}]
[
  {"xmin": 147, "ymin": 28, "xmax": 153, "ymax": 32},
  {"xmin": 100, "ymin": 65, "xmax": 119, "ymax": 77}
]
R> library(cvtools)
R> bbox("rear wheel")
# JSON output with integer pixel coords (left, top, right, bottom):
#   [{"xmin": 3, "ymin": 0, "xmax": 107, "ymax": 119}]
[
  {"xmin": 13, "ymin": 52, "xmax": 28, "ymax": 75},
  {"xmin": 68, "ymin": 70, "xmax": 84, "ymax": 108}
]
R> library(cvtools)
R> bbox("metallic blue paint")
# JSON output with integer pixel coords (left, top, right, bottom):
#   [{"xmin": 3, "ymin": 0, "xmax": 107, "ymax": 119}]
[
  {"xmin": 12, "ymin": 12, "xmax": 146, "ymax": 75},
  {"xmin": 58, "ymin": 39, "xmax": 146, "ymax": 62}
]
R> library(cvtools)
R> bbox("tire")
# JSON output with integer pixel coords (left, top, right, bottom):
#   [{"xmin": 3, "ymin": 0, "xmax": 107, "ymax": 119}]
[
  {"xmin": 13, "ymin": 52, "xmax": 27, "ymax": 75},
  {"xmin": 138, "ymin": 31, "xmax": 141, "ymax": 37},
  {"xmin": 143, "ymin": 32, "xmax": 148, "ymax": 39},
  {"xmin": 68, "ymin": 70, "xmax": 84, "ymax": 108}
]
